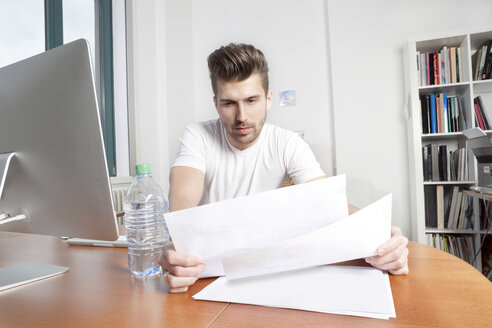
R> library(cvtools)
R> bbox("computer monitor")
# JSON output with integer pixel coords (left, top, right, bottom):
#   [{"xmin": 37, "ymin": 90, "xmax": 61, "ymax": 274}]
[{"xmin": 0, "ymin": 39, "xmax": 119, "ymax": 241}]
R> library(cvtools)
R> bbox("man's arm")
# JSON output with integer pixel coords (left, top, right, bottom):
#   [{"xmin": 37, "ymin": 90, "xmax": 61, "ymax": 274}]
[
  {"xmin": 306, "ymin": 175, "xmax": 327, "ymax": 183},
  {"xmin": 159, "ymin": 166, "xmax": 206, "ymax": 293},
  {"xmin": 366, "ymin": 226, "xmax": 409, "ymax": 275},
  {"xmin": 168, "ymin": 166, "xmax": 205, "ymax": 211}
]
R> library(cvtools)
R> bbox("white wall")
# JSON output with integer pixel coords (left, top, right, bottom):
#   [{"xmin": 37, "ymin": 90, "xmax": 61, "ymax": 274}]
[
  {"xmin": 327, "ymin": 0, "xmax": 492, "ymax": 238},
  {"xmin": 128, "ymin": 0, "xmax": 492, "ymax": 240},
  {"xmin": 126, "ymin": 0, "xmax": 170, "ymax": 193},
  {"xmin": 165, "ymin": 0, "xmax": 336, "ymax": 178}
]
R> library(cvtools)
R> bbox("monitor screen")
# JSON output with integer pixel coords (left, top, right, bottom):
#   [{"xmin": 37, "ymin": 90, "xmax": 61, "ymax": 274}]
[{"xmin": 0, "ymin": 39, "xmax": 118, "ymax": 241}]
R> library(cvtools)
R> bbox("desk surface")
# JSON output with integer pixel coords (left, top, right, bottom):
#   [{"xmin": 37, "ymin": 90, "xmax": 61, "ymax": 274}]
[{"xmin": 0, "ymin": 232, "xmax": 491, "ymax": 328}]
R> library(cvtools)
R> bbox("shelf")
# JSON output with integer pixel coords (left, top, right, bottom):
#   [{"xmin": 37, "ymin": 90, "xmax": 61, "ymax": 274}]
[
  {"xmin": 418, "ymin": 82, "xmax": 469, "ymax": 95},
  {"xmin": 421, "ymin": 132, "xmax": 465, "ymax": 140},
  {"xmin": 473, "ymin": 79, "xmax": 492, "ymax": 93},
  {"xmin": 425, "ymin": 228, "xmax": 476, "ymax": 234},
  {"xmin": 408, "ymin": 27, "xmax": 492, "ymax": 276},
  {"xmin": 423, "ymin": 181, "xmax": 475, "ymax": 185}
]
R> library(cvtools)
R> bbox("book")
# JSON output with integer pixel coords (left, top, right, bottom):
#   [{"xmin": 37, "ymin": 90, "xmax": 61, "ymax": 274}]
[
  {"xmin": 422, "ymin": 144, "xmax": 434, "ymax": 181},
  {"xmin": 431, "ymin": 144, "xmax": 439, "ymax": 181},
  {"xmin": 434, "ymin": 51, "xmax": 439, "ymax": 85},
  {"xmin": 437, "ymin": 95, "xmax": 441, "ymax": 132},
  {"xmin": 430, "ymin": 52, "xmax": 435, "ymax": 85},
  {"xmin": 442, "ymin": 93, "xmax": 448, "ymax": 133},
  {"xmin": 449, "ymin": 191, "xmax": 463, "ymax": 229},
  {"xmin": 430, "ymin": 94, "xmax": 437, "ymax": 133},
  {"xmin": 476, "ymin": 95, "xmax": 490, "ymax": 130},
  {"xmin": 416, "ymin": 51, "xmax": 421, "ymax": 86},
  {"xmin": 474, "ymin": 101, "xmax": 486, "ymax": 130},
  {"xmin": 456, "ymin": 193, "xmax": 467, "ymax": 228},
  {"xmin": 448, "ymin": 96, "xmax": 455, "ymax": 132},
  {"xmin": 443, "ymin": 46, "xmax": 450, "ymax": 84},
  {"xmin": 436, "ymin": 185, "xmax": 444, "ymax": 229},
  {"xmin": 446, "ymin": 186, "xmax": 459, "ymax": 228},
  {"xmin": 425, "ymin": 185, "xmax": 437, "ymax": 228},
  {"xmin": 457, "ymin": 47, "xmax": 462, "ymax": 83},
  {"xmin": 439, "ymin": 51, "xmax": 444, "ymax": 84},
  {"xmin": 482, "ymin": 40, "xmax": 492, "ymax": 80},
  {"xmin": 426, "ymin": 52, "xmax": 431, "ymax": 85},
  {"xmin": 420, "ymin": 95, "xmax": 430, "ymax": 134},
  {"xmin": 457, "ymin": 97, "xmax": 467, "ymax": 130},
  {"xmin": 473, "ymin": 46, "xmax": 483, "ymax": 81},
  {"xmin": 478, "ymin": 44, "xmax": 488, "ymax": 80},
  {"xmin": 420, "ymin": 52, "xmax": 427, "ymax": 86},
  {"xmin": 438, "ymin": 145, "xmax": 447, "ymax": 181},
  {"xmin": 450, "ymin": 47, "xmax": 457, "ymax": 83}
]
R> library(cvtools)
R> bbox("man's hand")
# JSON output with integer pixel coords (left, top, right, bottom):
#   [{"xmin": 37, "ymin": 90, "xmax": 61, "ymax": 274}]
[
  {"xmin": 365, "ymin": 226, "xmax": 409, "ymax": 275},
  {"xmin": 158, "ymin": 241, "xmax": 206, "ymax": 293}
]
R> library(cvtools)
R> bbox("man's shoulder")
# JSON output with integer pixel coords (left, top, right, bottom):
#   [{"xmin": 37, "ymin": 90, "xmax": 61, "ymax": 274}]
[
  {"xmin": 263, "ymin": 123, "xmax": 302, "ymax": 142},
  {"xmin": 185, "ymin": 119, "xmax": 222, "ymax": 138}
]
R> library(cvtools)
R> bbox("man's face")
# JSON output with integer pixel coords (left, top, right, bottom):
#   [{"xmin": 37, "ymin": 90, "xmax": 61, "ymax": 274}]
[{"xmin": 214, "ymin": 73, "xmax": 272, "ymax": 151}]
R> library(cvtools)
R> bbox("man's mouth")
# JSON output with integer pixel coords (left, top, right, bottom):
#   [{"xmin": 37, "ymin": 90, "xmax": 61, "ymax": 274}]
[{"xmin": 235, "ymin": 126, "xmax": 253, "ymax": 135}]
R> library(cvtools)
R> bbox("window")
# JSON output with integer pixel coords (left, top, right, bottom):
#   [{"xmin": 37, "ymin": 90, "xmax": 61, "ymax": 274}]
[
  {"xmin": 1, "ymin": 0, "xmax": 129, "ymax": 177},
  {"xmin": 0, "ymin": 0, "xmax": 45, "ymax": 67}
]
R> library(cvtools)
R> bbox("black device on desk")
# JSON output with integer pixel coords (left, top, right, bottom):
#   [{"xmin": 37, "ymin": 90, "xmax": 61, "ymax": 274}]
[{"xmin": 463, "ymin": 128, "xmax": 492, "ymax": 194}]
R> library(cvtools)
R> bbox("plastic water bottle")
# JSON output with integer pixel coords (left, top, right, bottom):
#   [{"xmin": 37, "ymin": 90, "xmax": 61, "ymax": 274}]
[{"xmin": 124, "ymin": 164, "xmax": 169, "ymax": 277}]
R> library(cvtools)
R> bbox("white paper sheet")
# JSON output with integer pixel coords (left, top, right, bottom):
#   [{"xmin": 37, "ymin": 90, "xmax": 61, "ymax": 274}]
[
  {"xmin": 223, "ymin": 194, "xmax": 392, "ymax": 280},
  {"xmin": 193, "ymin": 265, "xmax": 396, "ymax": 320},
  {"xmin": 165, "ymin": 175, "xmax": 348, "ymax": 277}
]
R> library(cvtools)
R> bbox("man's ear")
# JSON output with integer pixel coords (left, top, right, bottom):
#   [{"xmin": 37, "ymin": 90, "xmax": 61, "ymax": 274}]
[
  {"xmin": 213, "ymin": 96, "xmax": 218, "ymax": 111},
  {"xmin": 266, "ymin": 90, "xmax": 273, "ymax": 111}
]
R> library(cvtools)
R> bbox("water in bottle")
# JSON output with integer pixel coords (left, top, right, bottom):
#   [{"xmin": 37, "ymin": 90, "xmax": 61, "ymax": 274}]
[{"xmin": 124, "ymin": 164, "xmax": 169, "ymax": 277}]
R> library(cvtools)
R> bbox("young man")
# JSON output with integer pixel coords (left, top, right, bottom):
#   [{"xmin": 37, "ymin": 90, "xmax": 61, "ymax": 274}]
[{"xmin": 159, "ymin": 43, "xmax": 409, "ymax": 293}]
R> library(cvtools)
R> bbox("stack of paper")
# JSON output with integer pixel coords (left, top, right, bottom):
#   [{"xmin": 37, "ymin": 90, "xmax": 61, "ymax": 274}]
[
  {"xmin": 194, "ymin": 266, "xmax": 396, "ymax": 319},
  {"xmin": 165, "ymin": 175, "xmax": 396, "ymax": 319},
  {"xmin": 165, "ymin": 175, "xmax": 349, "ymax": 278}
]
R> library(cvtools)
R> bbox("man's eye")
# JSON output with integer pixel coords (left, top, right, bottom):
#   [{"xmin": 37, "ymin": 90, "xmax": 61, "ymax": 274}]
[{"xmin": 247, "ymin": 99, "xmax": 257, "ymax": 104}]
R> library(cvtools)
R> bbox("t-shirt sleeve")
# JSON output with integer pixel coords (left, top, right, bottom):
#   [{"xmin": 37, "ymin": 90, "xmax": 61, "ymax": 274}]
[
  {"xmin": 172, "ymin": 123, "xmax": 208, "ymax": 173},
  {"xmin": 284, "ymin": 134, "xmax": 325, "ymax": 184}
]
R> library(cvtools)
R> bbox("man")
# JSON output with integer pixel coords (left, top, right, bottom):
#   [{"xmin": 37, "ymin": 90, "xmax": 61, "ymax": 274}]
[{"xmin": 159, "ymin": 43, "xmax": 409, "ymax": 293}]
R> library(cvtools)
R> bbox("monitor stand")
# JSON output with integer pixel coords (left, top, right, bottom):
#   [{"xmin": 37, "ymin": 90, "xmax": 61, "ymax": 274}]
[
  {"xmin": 0, "ymin": 152, "xmax": 14, "ymax": 201},
  {"xmin": 0, "ymin": 262, "xmax": 69, "ymax": 292},
  {"xmin": 0, "ymin": 153, "xmax": 69, "ymax": 290},
  {"xmin": 0, "ymin": 153, "xmax": 28, "ymax": 225}
]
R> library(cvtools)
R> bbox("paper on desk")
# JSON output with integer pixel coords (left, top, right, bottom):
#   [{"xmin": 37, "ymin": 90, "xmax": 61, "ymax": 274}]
[
  {"xmin": 193, "ymin": 265, "xmax": 396, "ymax": 320},
  {"xmin": 223, "ymin": 194, "xmax": 392, "ymax": 280},
  {"xmin": 164, "ymin": 175, "xmax": 348, "ymax": 278}
]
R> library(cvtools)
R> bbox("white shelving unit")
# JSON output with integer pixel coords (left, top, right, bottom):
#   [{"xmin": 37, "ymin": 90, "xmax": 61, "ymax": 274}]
[{"xmin": 405, "ymin": 26, "xmax": 492, "ymax": 276}]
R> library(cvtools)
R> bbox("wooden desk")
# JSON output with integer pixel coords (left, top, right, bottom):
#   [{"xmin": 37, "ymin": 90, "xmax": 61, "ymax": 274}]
[{"xmin": 1, "ymin": 232, "xmax": 491, "ymax": 327}]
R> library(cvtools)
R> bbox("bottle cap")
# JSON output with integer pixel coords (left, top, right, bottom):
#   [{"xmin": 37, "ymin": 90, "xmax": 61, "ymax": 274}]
[{"xmin": 136, "ymin": 164, "xmax": 151, "ymax": 174}]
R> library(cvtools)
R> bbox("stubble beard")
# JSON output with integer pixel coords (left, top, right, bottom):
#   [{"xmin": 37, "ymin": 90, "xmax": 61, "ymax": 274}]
[{"xmin": 227, "ymin": 114, "xmax": 266, "ymax": 149}]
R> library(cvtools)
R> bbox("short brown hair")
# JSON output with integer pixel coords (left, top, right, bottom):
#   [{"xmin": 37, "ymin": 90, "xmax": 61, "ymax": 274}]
[{"xmin": 207, "ymin": 43, "xmax": 269, "ymax": 96}]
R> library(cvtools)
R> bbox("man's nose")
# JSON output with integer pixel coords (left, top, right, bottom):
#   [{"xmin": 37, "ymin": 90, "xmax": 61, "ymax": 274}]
[{"xmin": 236, "ymin": 102, "xmax": 247, "ymax": 122}]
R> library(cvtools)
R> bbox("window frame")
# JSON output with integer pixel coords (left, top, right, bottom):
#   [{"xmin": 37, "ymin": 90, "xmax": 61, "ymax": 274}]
[{"xmin": 44, "ymin": 0, "xmax": 117, "ymax": 176}]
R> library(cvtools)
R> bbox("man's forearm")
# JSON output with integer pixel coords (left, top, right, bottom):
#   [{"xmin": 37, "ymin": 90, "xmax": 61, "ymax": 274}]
[
  {"xmin": 169, "ymin": 192, "xmax": 201, "ymax": 212},
  {"xmin": 168, "ymin": 166, "xmax": 205, "ymax": 212}
]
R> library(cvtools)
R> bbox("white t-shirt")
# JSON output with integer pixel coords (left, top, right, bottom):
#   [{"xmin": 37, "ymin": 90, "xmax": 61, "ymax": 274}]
[{"xmin": 173, "ymin": 119, "xmax": 325, "ymax": 205}]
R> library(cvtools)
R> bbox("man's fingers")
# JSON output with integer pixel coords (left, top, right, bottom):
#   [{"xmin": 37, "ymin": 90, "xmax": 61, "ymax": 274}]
[
  {"xmin": 169, "ymin": 286, "xmax": 189, "ymax": 293},
  {"xmin": 371, "ymin": 243, "xmax": 407, "ymax": 266},
  {"xmin": 166, "ymin": 263, "xmax": 206, "ymax": 277},
  {"xmin": 389, "ymin": 264, "xmax": 409, "ymax": 275},
  {"xmin": 367, "ymin": 246, "xmax": 409, "ymax": 272},
  {"xmin": 167, "ymin": 274, "xmax": 199, "ymax": 291},
  {"xmin": 391, "ymin": 226, "xmax": 402, "ymax": 237},
  {"xmin": 377, "ymin": 233, "xmax": 408, "ymax": 257},
  {"xmin": 165, "ymin": 249, "xmax": 203, "ymax": 267}
]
